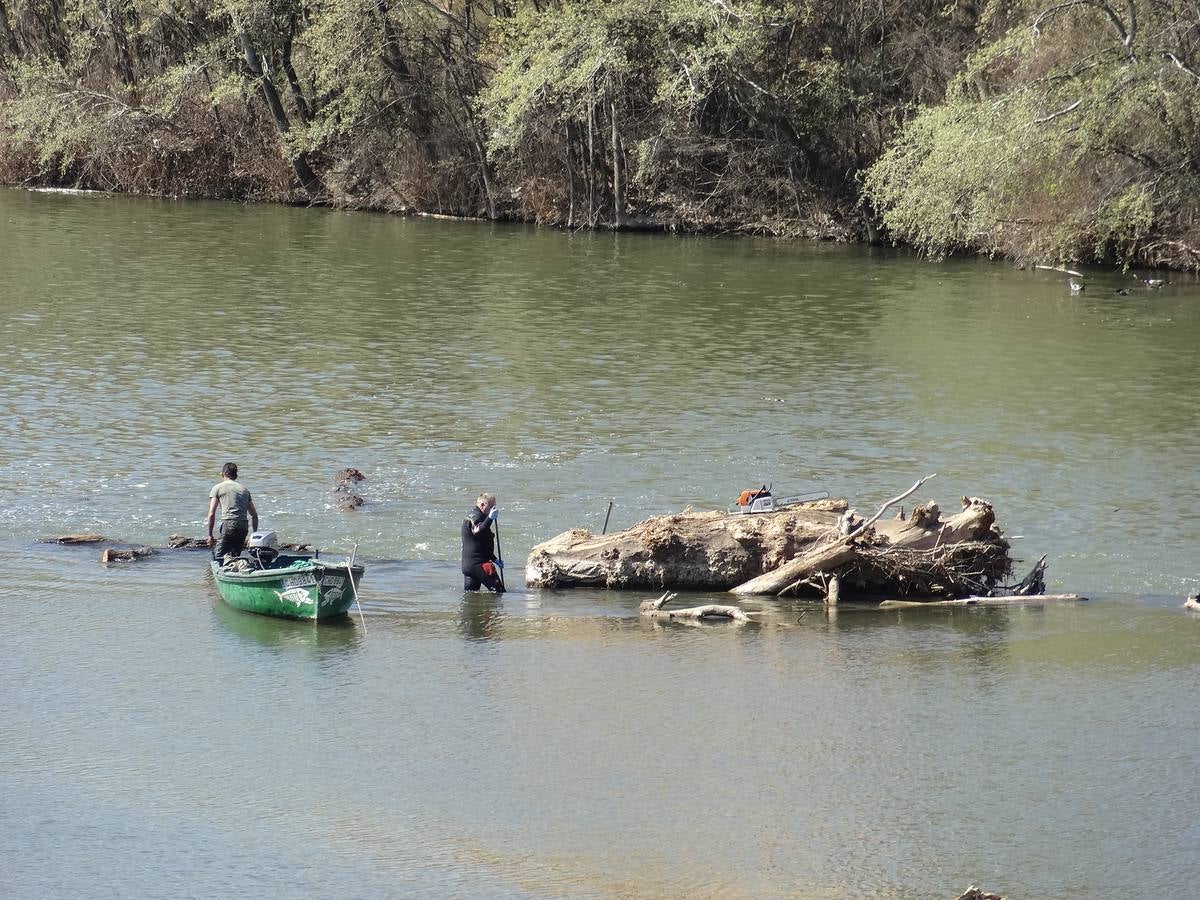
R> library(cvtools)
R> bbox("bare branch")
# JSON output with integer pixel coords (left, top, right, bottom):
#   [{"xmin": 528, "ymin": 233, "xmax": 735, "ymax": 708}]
[
  {"xmin": 1035, "ymin": 263, "xmax": 1086, "ymax": 277},
  {"xmin": 1031, "ymin": 0, "xmax": 1134, "ymax": 58},
  {"xmin": 845, "ymin": 474, "xmax": 938, "ymax": 542},
  {"xmin": 1033, "ymin": 98, "xmax": 1081, "ymax": 124},
  {"xmin": 1161, "ymin": 51, "xmax": 1200, "ymax": 84}
]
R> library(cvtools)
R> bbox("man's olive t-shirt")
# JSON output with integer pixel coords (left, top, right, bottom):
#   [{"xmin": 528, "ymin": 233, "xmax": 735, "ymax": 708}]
[{"xmin": 210, "ymin": 480, "xmax": 252, "ymax": 523}]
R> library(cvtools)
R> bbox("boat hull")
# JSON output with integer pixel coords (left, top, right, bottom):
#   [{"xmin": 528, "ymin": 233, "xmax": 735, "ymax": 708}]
[{"xmin": 210, "ymin": 557, "xmax": 364, "ymax": 621}]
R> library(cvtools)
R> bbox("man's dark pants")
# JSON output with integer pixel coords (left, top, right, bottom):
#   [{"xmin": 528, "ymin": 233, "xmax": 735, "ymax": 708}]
[
  {"xmin": 215, "ymin": 520, "xmax": 249, "ymax": 559},
  {"xmin": 463, "ymin": 562, "xmax": 505, "ymax": 593}
]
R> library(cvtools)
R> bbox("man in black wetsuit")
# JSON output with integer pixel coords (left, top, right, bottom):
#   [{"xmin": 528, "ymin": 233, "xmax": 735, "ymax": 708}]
[{"xmin": 461, "ymin": 492, "xmax": 505, "ymax": 592}]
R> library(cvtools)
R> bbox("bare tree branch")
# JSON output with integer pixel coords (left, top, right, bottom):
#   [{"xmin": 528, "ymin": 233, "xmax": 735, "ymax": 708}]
[{"xmin": 1031, "ymin": 0, "xmax": 1134, "ymax": 59}]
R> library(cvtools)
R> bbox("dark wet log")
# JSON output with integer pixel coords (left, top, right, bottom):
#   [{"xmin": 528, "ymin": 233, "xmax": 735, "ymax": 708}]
[
  {"xmin": 336, "ymin": 493, "xmax": 364, "ymax": 511},
  {"xmin": 168, "ymin": 534, "xmax": 210, "ymax": 550},
  {"xmin": 1009, "ymin": 554, "xmax": 1047, "ymax": 595},
  {"xmin": 101, "ymin": 547, "xmax": 156, "ymax": 564},
  {"xmin": 332, "ymin": 468, "xmax": 366, "ymax": 511},
  {"xmin": 954, "ymin": 886, "xmax": 1005, "ymax": 900},
  {"xmin": 41, "ymin": 534, "xmax": 107, "ymax": 544},
  {"xmin": 639, "ymin": 591, "xmax": 751, "ymax": 623}
]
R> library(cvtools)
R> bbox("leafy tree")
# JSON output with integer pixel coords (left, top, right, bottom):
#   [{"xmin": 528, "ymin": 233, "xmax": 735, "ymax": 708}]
[{"xmin": 863, "ymin": 0, "xmax": 1200, "ymax": 268}]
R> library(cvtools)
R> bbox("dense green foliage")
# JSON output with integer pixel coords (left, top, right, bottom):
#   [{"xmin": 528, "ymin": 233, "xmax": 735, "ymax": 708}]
[
  {"xmin": 862, "ymin": 0, "xmax": 1200, "ymax": 269},
  {"xmin": 1, "ymin": 0, "xmax": 1196, "ymax": 267}
]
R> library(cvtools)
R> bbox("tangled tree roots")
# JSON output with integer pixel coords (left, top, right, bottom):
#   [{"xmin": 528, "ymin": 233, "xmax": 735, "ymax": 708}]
[{"xmin": 847, "ymin": 540, "xmax": 1013, "ymax": 599}]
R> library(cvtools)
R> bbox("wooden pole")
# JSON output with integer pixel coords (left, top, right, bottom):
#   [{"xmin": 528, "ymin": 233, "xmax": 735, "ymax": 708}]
[{"xmin": 346, "ymin": 543, "xmax": 367, "ymax": 632}]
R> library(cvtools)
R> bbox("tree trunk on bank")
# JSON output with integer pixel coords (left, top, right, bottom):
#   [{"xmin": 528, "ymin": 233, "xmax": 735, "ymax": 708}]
[
  {"xmin": 565, "ymin": 120, "xmax": 576, "ymax": 228},
  {"xmin": 237, "ymin": 30, "xmax": 323, "ymax": 199},
  {"xmin": 105, "ymin": 0, "xmax": 139, "ymax": 100},
  {"xmin": 610, "ymin": 100, "xmax": 624, "ymax": 228},
  {"xmin": 0, "ymin": 1, "xmax": 18, "ymax": 58}
]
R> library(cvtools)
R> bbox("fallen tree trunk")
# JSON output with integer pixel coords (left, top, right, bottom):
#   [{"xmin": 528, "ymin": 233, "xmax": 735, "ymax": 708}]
[
  {"xmin": 525, "ymin": 499, "xmax": 848, "ymax": 589},
  {"xmin": 731, "ymin": 487, "xmax": 1007, "ymax": 597}
]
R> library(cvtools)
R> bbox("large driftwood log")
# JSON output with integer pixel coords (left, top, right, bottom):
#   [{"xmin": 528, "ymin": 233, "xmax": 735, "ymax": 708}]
[
  {"xmin": 525, "ymin": 499, "xmax": 848, "ymax": 589},
  {"xmin": 526, "ymin": 483, "xmax": 1014, "ymax": 600}
]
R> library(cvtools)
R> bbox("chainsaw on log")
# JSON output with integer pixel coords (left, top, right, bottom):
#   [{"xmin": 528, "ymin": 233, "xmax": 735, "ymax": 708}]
[{"xmin": 728, "ymin": 484, "xmax": 829, "ymax": 514}]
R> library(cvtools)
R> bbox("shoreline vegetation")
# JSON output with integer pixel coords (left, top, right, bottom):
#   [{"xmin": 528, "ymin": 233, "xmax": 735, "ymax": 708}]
[{"xmin": 1, "ymin": 1, "xmax": 1197, "ymax": 271}]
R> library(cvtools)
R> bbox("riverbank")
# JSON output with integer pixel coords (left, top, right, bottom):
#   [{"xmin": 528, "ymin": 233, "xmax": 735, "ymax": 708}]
[{"xmin": 3, "ymin": 2, "xmax": 1196, "ymax": 272}]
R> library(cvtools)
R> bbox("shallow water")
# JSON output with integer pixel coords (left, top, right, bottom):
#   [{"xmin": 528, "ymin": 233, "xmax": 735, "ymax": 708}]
[{"xmin": 2, "ymin": 188, "xmax": 1199, "ymax": 897}]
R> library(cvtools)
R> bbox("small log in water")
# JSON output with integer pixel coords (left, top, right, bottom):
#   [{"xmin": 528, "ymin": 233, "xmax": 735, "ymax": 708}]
[
  {"xmin": 168, "ymin": 534, "xmax": 210, "ymax": 549},
  {"xmin": 41, "ymin": 534, "xmax": 107, "ymax": 544},
  {"xmin": 954, "ymin": 886, "xmax": 1005, "ymax": 900},
  {"xmin": 639, "ymin": 591, "xmax": 751, "ymax": 623},
  {"xmin": 878, "ymin": 594, "xmax": 1087, "ymax": 608},
  {"xmin": 100, "ymin": 547, "xmax": 157, "ymax": 564}
]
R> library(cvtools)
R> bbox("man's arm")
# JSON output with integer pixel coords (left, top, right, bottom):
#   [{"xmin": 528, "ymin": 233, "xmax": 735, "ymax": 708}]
[
  {"xmin": 206, "ymin": 497, "xmax": 218, "ymax": 546},
  {"xmin": 248, "ymin": 500, "xmax": 259, "ymax": 532}
]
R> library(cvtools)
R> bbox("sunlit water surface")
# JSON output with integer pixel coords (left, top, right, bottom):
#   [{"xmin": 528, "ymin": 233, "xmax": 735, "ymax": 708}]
[{"xmin": 2, "ymin": 188, "xmax": 1199, "ymax": 897}]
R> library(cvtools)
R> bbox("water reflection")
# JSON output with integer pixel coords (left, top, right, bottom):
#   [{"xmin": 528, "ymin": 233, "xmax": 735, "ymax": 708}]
[
  {"xmin": 458, "ymin": 593, "xmax": 505, "ymax": 640},
  {"xmin": 212, "ymin": 597, "xmax": 362, "ymax": 653}
]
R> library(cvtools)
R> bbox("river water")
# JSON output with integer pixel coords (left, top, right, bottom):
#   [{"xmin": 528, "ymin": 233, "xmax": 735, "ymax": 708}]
[{"xmin": 2, "ymin": 187, "xmax": 1198, "ymax": 897}]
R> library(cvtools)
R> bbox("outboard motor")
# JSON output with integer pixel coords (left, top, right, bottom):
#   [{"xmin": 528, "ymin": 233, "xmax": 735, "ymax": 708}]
[{"xmin": 247, "ymin": 530, "xmax": 280, "ymax": 569}]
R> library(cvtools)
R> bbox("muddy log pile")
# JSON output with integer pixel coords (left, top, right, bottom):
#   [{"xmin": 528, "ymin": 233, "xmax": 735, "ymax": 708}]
[{"xmin": 525, "ymin": 484, "xmax": 1016, "ymax": 600}]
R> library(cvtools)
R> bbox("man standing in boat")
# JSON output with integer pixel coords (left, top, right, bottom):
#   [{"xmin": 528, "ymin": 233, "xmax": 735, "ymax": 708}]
[
  {"xmin": 206, "ymin": 462, "xmax": 259, "ymax": 560},
  {"xmin": 461, "ymin": 492, "xmax": 505, "ymax": 592}
]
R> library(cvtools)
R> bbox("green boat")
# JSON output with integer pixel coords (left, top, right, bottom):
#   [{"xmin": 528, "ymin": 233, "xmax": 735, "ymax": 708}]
[{"xmin": 210, "ymin": 551, "xmax": 365, "ymax": 621}]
